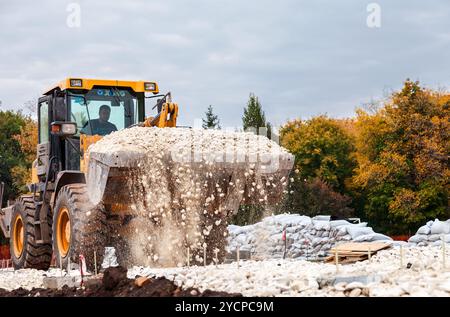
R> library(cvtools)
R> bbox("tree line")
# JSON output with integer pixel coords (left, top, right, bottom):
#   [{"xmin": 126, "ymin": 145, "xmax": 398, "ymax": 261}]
[
  {"xmin": 1, "ymin": 80, "xmax": 449, "ymax": 235},
  {"xmin": 206, "ymin": 80, "xmax": 449, "ymax": 234}
]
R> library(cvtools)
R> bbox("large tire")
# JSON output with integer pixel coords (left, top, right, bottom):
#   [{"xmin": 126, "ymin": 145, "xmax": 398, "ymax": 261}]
[
  {"xmin": 10, "ymin": 196, "xmax": 52, "ymax": 270},
  {"xmin": 53, "ymin": 184, "xmax": 107, "ymax": 272}
]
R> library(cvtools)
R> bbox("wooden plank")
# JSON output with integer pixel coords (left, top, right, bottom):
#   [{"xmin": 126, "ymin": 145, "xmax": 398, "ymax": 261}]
[
  {"xmin": 330, "ymin": 242, "xmax": 390, "ymax": 253},
  {"xmin": 329, "ymin": 251, "xmax": 369, "ymax": 256},
  {"xmin": 325, "ymin": 242, "xmax": 391, "ymax": 264}
]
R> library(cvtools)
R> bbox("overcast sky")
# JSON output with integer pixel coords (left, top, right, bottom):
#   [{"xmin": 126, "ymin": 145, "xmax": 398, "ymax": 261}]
[{"xmin": 0, "ymin": 0, "xmax": 449, "ymax": 127}]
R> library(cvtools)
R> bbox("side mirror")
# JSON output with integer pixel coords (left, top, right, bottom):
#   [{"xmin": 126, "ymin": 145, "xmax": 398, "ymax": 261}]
[{"xmin": 51, "ymin": 121, "xmax": 77, "ymax": 138}]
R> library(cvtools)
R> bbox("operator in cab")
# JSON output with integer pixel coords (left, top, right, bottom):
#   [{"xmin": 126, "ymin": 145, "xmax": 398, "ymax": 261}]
[{"xmin": 80, "ymin": 105, "xmax": 118, "ymax": 136}]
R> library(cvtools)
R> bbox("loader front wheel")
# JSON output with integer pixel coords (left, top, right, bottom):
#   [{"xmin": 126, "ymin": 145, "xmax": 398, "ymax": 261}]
[
  {"xmin": 10, "ymin": 196, "xmax": 52, "ymax": 270},
  {"xmin": 53, "ymin": 184, "xmax": 107, "ymax": 272}
]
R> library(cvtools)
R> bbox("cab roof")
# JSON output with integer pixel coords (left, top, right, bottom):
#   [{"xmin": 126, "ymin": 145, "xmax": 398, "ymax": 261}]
[{"xmin": 43, "ymin": 78, "xmax": 159, "ymax": 95}]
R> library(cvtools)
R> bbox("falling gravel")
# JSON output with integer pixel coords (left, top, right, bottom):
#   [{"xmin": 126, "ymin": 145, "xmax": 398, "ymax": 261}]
[{"xmin": 87, "ymin": 127, "xmax": 293, "ymax": 268}]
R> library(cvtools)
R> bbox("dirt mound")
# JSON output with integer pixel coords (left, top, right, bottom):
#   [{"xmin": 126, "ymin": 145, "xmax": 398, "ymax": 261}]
[
  {"xmin": 0, "ymin": 266, "xmax": 241, "ymax": 297},
  {"xmin": 103, "ymin": 266, "xmax": 128, "ymax": 290}
]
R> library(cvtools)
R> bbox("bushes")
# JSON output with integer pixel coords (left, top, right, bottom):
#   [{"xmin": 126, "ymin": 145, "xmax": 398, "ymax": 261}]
[{"xmin": 284, "ymin": 177, "xmax": 353, "ymax": 218}]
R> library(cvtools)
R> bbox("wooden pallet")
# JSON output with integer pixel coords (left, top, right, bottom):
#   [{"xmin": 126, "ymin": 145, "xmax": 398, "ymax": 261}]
[{"xmin": 325, "ymin": 242, "xmax": 391, "ymax": 264}]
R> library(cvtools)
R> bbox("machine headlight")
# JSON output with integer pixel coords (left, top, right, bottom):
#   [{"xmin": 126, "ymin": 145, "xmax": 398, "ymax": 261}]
[
  {"xmin": 144, "ymin": 82, "xmax": 156, "ymax": 91},
  {"xmin": 61, "ymin": 123, "xmax": 77, "ymax": 135},
  {"xmin": 51, "ymin": 122, "xmax": 77, "ymax": 137},
  {"xmin": 70, "ymin": 79, "xmax": 83, "ymax": 87}
]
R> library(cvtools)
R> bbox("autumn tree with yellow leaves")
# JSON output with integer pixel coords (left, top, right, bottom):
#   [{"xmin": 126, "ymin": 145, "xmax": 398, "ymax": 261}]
[
  {"xmin": 11, "ymin": 116, "xmax": 38, "ymax": 191},
  {"xmin": 280, "ymin": 116, "xmax": 357, "ymax": 218},
  {"xmin": 353, "ymin": 80, "xmax": 449, "ymax": 234},
  {"xmin": 0, "ymin": 110, "xmax": 37, "ymax": 206},
  {"xmin": 277, "ymin": 81, "xmax": 448, "ymax": 234}
]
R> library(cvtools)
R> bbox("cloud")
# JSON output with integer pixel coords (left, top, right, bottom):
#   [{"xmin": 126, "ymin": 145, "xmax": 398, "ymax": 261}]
[
  {"xmin": 207, "ymin": 52, "xmax": 240, "ymax": 65},
  {"xmin": 148, "ymin": 33, "xmax": 193, "ymax": 47},
  {"xmin": 0, "ymin": 0, "xmax": 449, "ymax": 127}
]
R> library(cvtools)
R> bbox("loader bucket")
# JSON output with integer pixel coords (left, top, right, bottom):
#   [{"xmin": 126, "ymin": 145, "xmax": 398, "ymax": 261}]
[
  {"xmin": 86, "ymin": 149, "xmax": 294, "ymax": 209},
  {"xmin": 84, "ymin": 127, "xmax": 294, "ymax": 266}
]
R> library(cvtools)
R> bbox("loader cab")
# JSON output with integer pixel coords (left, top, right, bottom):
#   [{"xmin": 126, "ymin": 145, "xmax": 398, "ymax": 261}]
[{"xmin": 37, "ymin": 78, "xmax": 159, "ymax": 175}]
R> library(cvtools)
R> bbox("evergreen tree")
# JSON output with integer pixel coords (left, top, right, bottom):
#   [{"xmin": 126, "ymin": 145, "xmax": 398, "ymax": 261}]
[
  {"xmin": 242, "ymin": 93, "xmax": 271, "ymax": 138},
  {"xmin": 231, "ymin": 94, "xmax": 274, "ymax": 226},
  {"xmin": 202, "ymin": 105, "xmax": 221, "ymax": 129}
]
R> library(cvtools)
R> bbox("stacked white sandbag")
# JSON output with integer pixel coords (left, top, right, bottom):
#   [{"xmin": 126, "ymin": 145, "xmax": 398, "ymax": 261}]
[
  {"xmin": 408, "ymin": 219, "xmax": 450, "ymax": 246},
  {"xmin": 227, "ymin": 214, "xmax": 393, "ymax": 260}
]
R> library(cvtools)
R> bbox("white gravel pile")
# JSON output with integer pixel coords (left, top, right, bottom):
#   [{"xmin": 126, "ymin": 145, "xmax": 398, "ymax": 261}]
[
  {"xmin": 128, "ymin": 246, "xmax": 450, "ymax": 297},
  {"xmin": 227, "ymin": 214, "xmax": 393, "ymax": 259},
  {"xmin": 2, "ymin": 246, "xmax": 449, "ymax": 296},
  {"xmin": 408, "ymin": 219, "xmax": 450, "ymax": 246},
  {"xmin": 89, "ymin": 127, "xmax": 291, "ymax": 158},
  {"xmin": 0, "ymin": 268, "xmax": 81, "ymax": 291}
]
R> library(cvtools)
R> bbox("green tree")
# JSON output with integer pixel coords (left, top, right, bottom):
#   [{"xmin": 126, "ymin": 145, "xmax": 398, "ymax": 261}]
[
  {"xmin": 242, "ymin": 93, "xmax": 271, "ymax": 138},
  {"xmin": 0, "ymin": 110, "xmax": 37, "ymax": 207},
  {"xmin": 231, "ymin": 94, "xmax": 273, "ymax": 225},
  {"xmin": 280, "ymin": 116, "xmax": 356, "ymax": 218},
  {"xmin": 354, "ymin": 80, "xmax": 450, "ymax": 234},
  {"xmin": 202, "ymin": 105, "xmax": 221, "ymax": 129},
  {"xmin": 281, "ymin": 116, "xmax": 357, "ymax": 192},
  {"xmin": 283, "ymin": 177, "xmax": 354, "ymax": 218}
]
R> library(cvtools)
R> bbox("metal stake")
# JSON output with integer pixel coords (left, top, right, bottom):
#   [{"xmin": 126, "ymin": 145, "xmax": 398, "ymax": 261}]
[
  {"xmin": 335, "ymin": 249, "xmax": 339, "ymax": 273},
  {"xmin": 94, "ymin": 250, "xmax": 97, "ymax": 275},
  {"xmin": 443, "ymin": 238, "xmax": 447, "ymax": 269},
  {"xmin": 203, "ymin": 244, "xmax": 207, "ymax": 266},
  {"xmin": 187, "ymin": 247, "xmax": 190, "ymax": 267},
  {"xmin": 400, "ymin": 245, "xmax": 404, "ymax": 269},
  {"xmin": 59, "ymin": 254, "xmax": 63, "ymax": 276},
  {"xmin": 237, "ymin": 246, "xmax": 240, "ymax": 269}
]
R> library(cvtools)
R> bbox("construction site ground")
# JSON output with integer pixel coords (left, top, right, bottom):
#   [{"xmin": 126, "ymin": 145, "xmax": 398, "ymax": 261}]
[{"xmin": 1, "ymin": 245, "xmax": 449, "ymax": 297}]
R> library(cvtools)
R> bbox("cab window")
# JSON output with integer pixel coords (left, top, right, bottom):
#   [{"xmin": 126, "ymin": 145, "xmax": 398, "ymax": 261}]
[
  {"xmin": 39, "ymin": 101, "xmax": 49, "ymax": 143},
  {"xmin": 69, "ymin": 88, "xmax": 138, "ymax": 136}
]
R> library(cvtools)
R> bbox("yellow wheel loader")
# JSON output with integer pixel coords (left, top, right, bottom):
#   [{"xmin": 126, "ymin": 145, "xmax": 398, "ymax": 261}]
[{"xmin": 0, "ymin": 78, "xmax": 293, "ymax": 271}]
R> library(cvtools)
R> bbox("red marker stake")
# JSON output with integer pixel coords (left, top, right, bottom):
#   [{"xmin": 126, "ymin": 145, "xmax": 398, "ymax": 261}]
[{"xmin": 79, "ymin": 255, "xmax": 85, "ymax": 288}]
